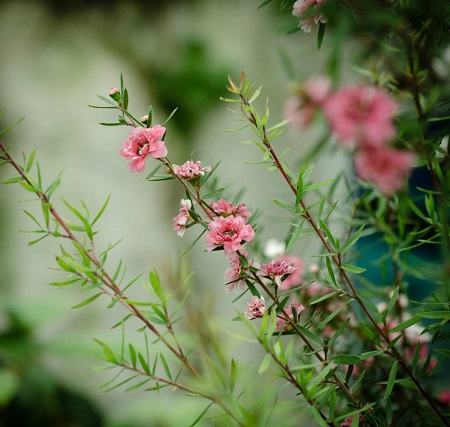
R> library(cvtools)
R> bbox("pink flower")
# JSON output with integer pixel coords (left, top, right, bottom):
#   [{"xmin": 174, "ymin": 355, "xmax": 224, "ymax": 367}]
[
  {"xmin": 285, "ymin": 77, "xmax": 331, "ymax": 129},
  {"xmin": 276, "ymin": 255, "xmax": 304, "ymax": 290},
  {"xmin": 259, "ymin": 259, "xmax": 296, "ymax": 287},
  {"xmin": 324, "ymin": 86, "xmax": 397, "ymax": 147},
  {"xmin": 276, "ymin": 302, "xmax": 304, "ymax": 331},
  {"xmin": 354, "ymin": 145, "xmax": 416, "ymax": 195},
  {"xmin": 244, "ymin": 296, "xmax": 266, "ymax": 319},
  {"xmin": 224, "ymin": 251, "xmax": 248, "ymax": 292},
  {"xmin": 109, "ymin": 87, "xmax": 119, "ymax": 96},
  {"xmin": 209, "ymin": 199, "xmax": 251, "ymax": 221},
  {"xmin": 205, "ymin": 215, "xmax": 255, "ymax": 254},
  {"xmin": 340, "ymin": 414, "xmax": 364, "ymax": 427},
  {"xmin": 438, "ymin": 391, "xmax": 450, "ymax": 405},
  {"xmin": 173, "ymin": 199, "xmax": 192, "ymax": 237},
  {"xmin": 172, "ymin": 160, "xmax": 211, "ymax": 180},
  {"xmin": 119, "ymin": 125, "xmax": 167, "ymax": 172},
  {"xmin": 292, "ymin": 0, "xmax": 327, "ymax": 33}
]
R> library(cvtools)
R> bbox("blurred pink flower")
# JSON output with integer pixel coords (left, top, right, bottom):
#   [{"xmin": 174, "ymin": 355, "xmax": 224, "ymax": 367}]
[
  {"xmin": 259, "ymin": 259, "xmax": 296, "ymax": 287},
  {"xmin": 172, "ymin": 160, "xmax": 211, "ymax": 180},
  {"xmin": 284, "ymin": 76, "xmax": 331, "ymax": 129},
  {"xmin": 354, "ymin": 145, "xmax": 416, "ymax": 195},
  {"xmin": 324, "ymin": 86, "xmax": 397, "ymax": 147},
  {"xmin": 276, "ymin": 302, "xmax": 304, "ymax": 331},
  {"xmin": 224, "ymin": 251, "xmax": 249, "ymax": 292},
  {"xmin": 119, "ymin": 125, "xmax": 167, "ymax": 172},
  {"xmin": 209, "ymin": 199, "xmax": 251, "ymax": 221},
  {"xmin": 276, "ymin": 255, "xmax": 304, "ymax": 290},
  {"xmin": 292, "ymin": 0, "xmax": 327, "ymax": 33},
  {"xmin": 340, "ymin": 414, "xmax": 364, "ymax": 427},
  {"xmin": 205, "ymin": 215, "xmax": 255, "ymax": 254},
  {"xmin": 438, "ymin": 391, "xmax": 450, "ymax": 405},
  {"xmin": 244, "ymin": 296, "xmax": 266, "ymax": 319},
  {"xmin": 109, "ymin": 87, "xmax": 119, "ymax": 96},
  {"xmin": 173, "ymin": 199, "xmax": 192, "ymax": 237}
]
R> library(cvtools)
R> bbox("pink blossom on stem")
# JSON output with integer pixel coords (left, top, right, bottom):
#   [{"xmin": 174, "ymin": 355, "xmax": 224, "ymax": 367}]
[
  {"xmin": 224, "ymin": 251, "xmax": 248, "ymax": 292},
  {"xmin": 340, "ymin": 414, "xmax": 365, "ymax": 427},
  {"xmin": 172, "ymin": 160, "xmax": 211, "ymax": 180},
  {"xmin": 209, "ymin": 199, "xmax": 251, "ymax": 221},
  {"xmin": 292, "ymin": 0, "xmax": 327, "ymax": 33},
  {"xmin": 244, "ymin": 296, "xmax": 266, "ymax": 319},
  {"xmin": 354, "ymin": 145, "xmax": 416, "ymax": 195},
  {"xmin": 323, "ymin": 85, "xmax": 397, "ymax": 147},
  {"xmin": 259, "ymin": 259, "xmax": 296, "ymax": 287},
  {"xmin": 119, "ymin": 125, "xmax": 167, "ymax": 172},
  {"xmin": 276, "ymin": 255, "xmax": 304, "ymax": 290},
  {"xmin": 284, "ymin": 76, "xmax": 331, "ymax": 129},
  {"xmin": 109, "ymin": 87, "xmax": 119, "ymax": 96},
  {"xmin": 276, "ymin": 302, "xmax": 304, "ymax": 331},
  {"xmin": 205, "ymin": 215, "xmax": 255, "ymax": 254},
  {"xmin": 172, "ymin": 199, "xmax": 192, "ymax": 237}
]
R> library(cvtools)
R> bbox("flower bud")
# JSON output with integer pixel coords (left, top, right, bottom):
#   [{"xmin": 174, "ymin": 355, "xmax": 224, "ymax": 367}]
[{"xmin": 109, "ymin": 87, "xmax": 120, "ymax": 101}]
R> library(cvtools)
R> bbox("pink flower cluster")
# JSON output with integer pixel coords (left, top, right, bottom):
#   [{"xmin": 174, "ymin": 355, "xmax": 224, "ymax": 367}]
[
  {"xmin": 205, "ymin": 215, "xmax": 255, "ymax": 254},
  {"xmin": 286, "ymin": 79, "xmax": 416, "ymax": 195},
  {"xmin": 258, "ymin": 259, "xmax": 297, "ymax": 287},
  {"xmin": 210, "ymin": 199, "xmax": 251, "ymax": 221},
  {"xmin": 172, "ymin": 160, "xmax": 211, "ymax": 180},
  {"xmin": 244, "ymin": 296, "xmax": 266, "ymax": 319},
  {"xmin": 284, "ymin": 77, "xmax": 331, "ymax": 129},
  {"xmin": 224, "ymin": 250, "xmax": 252, "ymax": 292},
  {"xmin": 173, "ymin": 199, "xmax": 192, "ymax": 237},
  {"xmin": 292, "ymin": 0, "xmax": 327, "ymax": 33},
  {"xmin": 119, "ymin": 125, "xmax": 167, "ymax": 172}
]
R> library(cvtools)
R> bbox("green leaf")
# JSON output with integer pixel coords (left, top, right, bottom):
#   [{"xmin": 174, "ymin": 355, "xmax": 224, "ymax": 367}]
[
  {"xmin": 94, "ymin": 338, "xmax": 117, "ymax": 363},
  {"xmin": 330, "ymin": 354, "xmax": 361, "ymax": 365},
  {"xmin": 272, "ymin": 198, "xmax": 296, "ymax": 212},
  {"xmin": 45, "ymin": 177, "xmax": 61, "ymax": 199},
  {"xmin": 286, "ymin": 220, "xmax": 305, "ymax": 253},
  {"xmin": 310, "ymin": 406, "xmax": 329, "ymax": 427},
  {"xmin": 25, "ymin": 148, "xmax": 36, "ymax": 172},
  {"xmin": 0, "ymin": 116, "xmax": 25, "ymax": 137},
  {"xmin": 296, "ymin": 324, "xmax": 323, "ymax": 346},
  {"xmin": 340, "ymin": 225, "xmax": 365, "ymax": 255},
  {"xmin": 258, "ymin": 0, "xmax": 273, "ymax": 9},
  {"xmin": 384, "ymin": 361, "xmax": 398, "ymax": 401},
  {"xmin": 389, "ymin": 315, "xmax": 421, "ymax": 334},
  {"xmin": 129, "ymin": 344, "xmax": 137, "ymax": 369},
  {"xmin": 162, "ymin": 107, "xmax": 178, "ymax": 126},
  {"xmin": 315, "ymin": 300, "xmax": 350, "ymax": 331},
  {"xmin": 327, "ymin": 318, "xmax": 350, "ymax": 348},
  {"xmin": 382, "ymin": 286, "xmax": 399, "ymax": 322},
  {"xmin": 187, "ymin": 403, "xmax": 214, "ymax": 427},
  {"xmin": 1, "ymin": 176, "xmax": 23, "ymax": 184},
  {"xmin": 341, "ymin": 264, "xmax": 366, "ymax": 274},
  {"xmin": 159, "ymin": 353, "xmax": 172, "ymax": 381},
  {"xmin": 258, "ymin": 354, "xmax": 272, "ymax": 374},
  {"xmin": 72, "ymin": 293, "xmax": 102, "ymax": 309},
  {"xmin": 92, "ymin": 194, "xmax": 111, "ymax": 226},
  {"xmin": 138, "ymin": 353, "xmax": 151, "ymax": 376},
  {"xmin": 317, "ymin": 22, "xmax": 326, "ymax": 49},
  {"xmin": 359, "ymin": 322, "xmax": 381, "ymax": 347}
]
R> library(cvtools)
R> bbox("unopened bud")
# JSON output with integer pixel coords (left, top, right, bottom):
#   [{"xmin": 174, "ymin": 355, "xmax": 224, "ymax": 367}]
[
  {"xmin": 309, "ymin": 264, "xmax": 319, "ymax": 274},
  {"xmin": 109, "ymin": 87, "xmax": 120, "ymax": 101},
  {"xmin": 140, "ymin": 115, "xmax": 149, "ymax": 123}
]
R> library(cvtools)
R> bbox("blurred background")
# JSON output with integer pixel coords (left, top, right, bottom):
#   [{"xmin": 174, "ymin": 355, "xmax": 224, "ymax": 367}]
[{"xmin": 0, "ymin": 1, "xmax": 346, "ymax": 425}]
